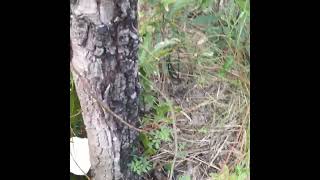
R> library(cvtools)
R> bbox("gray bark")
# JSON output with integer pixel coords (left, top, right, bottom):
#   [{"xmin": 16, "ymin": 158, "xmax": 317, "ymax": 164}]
[{"xmin": 70, "ymin": 0, "xmax": 140, "ymax": 179}]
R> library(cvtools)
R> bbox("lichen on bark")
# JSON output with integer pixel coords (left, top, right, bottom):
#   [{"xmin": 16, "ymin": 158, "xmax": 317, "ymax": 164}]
[{"xmin": 70, "ymin": 0, "xmax": 141, "ymax": 179}]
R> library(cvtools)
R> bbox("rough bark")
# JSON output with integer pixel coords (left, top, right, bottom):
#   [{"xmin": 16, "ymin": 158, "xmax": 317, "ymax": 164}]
[{"xmin": 70, "ymin": 0, "xmax": 140, "ymax": 179}]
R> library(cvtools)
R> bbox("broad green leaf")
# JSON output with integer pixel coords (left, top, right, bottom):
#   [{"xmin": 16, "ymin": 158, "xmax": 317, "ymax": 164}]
[{"xmin": 153, "ymin": 38, "xmax": 180, "ymax": 54}]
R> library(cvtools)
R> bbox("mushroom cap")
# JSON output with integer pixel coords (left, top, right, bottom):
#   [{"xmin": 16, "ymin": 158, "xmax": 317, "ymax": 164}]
[{"xmin": 70, "ymin": 137, "xmax": 91, "ymax": 175}]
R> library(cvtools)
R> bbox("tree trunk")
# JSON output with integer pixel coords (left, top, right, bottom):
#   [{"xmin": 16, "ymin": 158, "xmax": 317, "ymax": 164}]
[{"xmin": 70, "ymin": 0, "xmax": 140, "ymax": 179}]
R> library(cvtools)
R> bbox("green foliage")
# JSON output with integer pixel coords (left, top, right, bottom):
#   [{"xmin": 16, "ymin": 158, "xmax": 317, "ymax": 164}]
[
  {"xmin": 138, "ymin": 102, "xmax": 173, "ymax": 158},
  {"xmin": 70, "ymin": 0, "xmax": 250, "ymax": 178},
  {"xmin": 151, "ymin": 126, "xmax": 172, "ymax": 142},
  {"xmin": 168, "ymin": 0, "xmax": 193, "ymax": 18},
  {"xmin": 136, "ymin": 0, "xmax": 250, "ymax": 176},
  {"xmin": 178, "ymin": 175, "xmax": 191, "ymax": 180},
  {"xmin": 129, "ymin": 156, "xmax": 152, "ymax": 175},
  {"xmin": 153, "ymin": 38, "xmax": 181, "ymax": 53},
  {"xmin": 198, "ymin": 127, "xmax": 209, "ymax": 134},
  {"xmin": 210, "ymin": 165, "xmax": 249, "ymax": 180},
  {"xmin": 70, "ymin": 76, "xmax": 84, "ymax": 136},
  {"xmin": 161, "ymin": 0, "xmax": 176, "ymax": 11},
  {"xmin": 143, "ymin": 125, "xmax": 172, "ymax": 150},
  {"xmin": 155, "ymin": 102, "xmax": 172, "ymax": 122},
  {"xmin": 176, "ymin": 151, "xmax": 188, "ymax": 158},
  {"xmin": 197, "ymin": 0, "xmax": 215, "ymax": 12},
  {"xmin": 178, "ymin": 142, "xmax": 187, "ymax": 151},
  {"xmin": 192, "ymin": 15, "xmax": 218, "ymax": 26},
  {"xmin": 139, "ymin": 133, "xmax": 157, "ymax": 156},
  {"xmin": 219, "ymin": 56, "xmax": 234, "ymax": 77},
  {"xmin": 164, "ymin": 163, "xmax": 172, "ymax": 173},
  {"xmin": 139, "ymin": 102, "xmax": 173, "ymax": 156}
]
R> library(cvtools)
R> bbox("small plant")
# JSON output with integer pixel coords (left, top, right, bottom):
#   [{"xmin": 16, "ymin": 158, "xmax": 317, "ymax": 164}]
[
  {"xmin": 210, "ymin": 165, "xmax": 249, "ymax": 180},
  {"xmin": 178, "ymin": 175, "xmax": 191, "ymax": 180},
  {"xmin": 198, "ymin": 127, "xmax": 209, "ymax": 134},
  {"xmin": 149, "ymin": 125, "xmax": 172, "ymax": 149},
  {"xmin": 129, "ymin": 156, "xmax": 152, "ymax": 175},
  {"xmin": 178, "ymin": 142, "xmax": 187, "ymax": 151}
]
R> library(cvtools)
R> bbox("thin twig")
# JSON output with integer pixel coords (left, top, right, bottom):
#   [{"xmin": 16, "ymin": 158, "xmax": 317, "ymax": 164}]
[
  {"xmin": 70, "ymin": 126, "xmax": 77, "ymax": 137},
  {"xmin": 168, "ymin": 110, "xmax": 178, "ymax": 180},
  {"xmin": 210, "ymin": 136, "xmax": 229, "ymax": 166},
  {"xmin": 70, "ymin": 62, "xmax": 146, "ymax": 133},
  {"xmin": 140, "ymin": 45, "xmax": 160, "ymax": 61},
  {"xmin": 190, "ymin": 156, "xmax": 221, "ymax": 171},
  {"xmin": 70, "ymin": 110, "xmax": 82, "ymax": 118},
  {"xmin": 70, "ymin": 140, "xmax": 91, "ymax": 180}
]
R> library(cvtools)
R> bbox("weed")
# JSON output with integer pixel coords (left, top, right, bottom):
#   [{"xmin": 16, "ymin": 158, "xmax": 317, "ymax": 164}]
[
  {"xmin": 70, "ymin": 75, "xmax": 84, "ymax": 137},
  {"xmin": 71, "ymin": 0, "xmax": 250, "ymax": 178},
  {"xmin": 129, "ymin": 156, "xmax": 153, "ymax": 175},
  {"xmin": 178, "ymin": 175, "xmax": 191, "ymax": 180},
  {"xmin": 210, "ymin": 165, "xmax": 249, "ymax": 180}
]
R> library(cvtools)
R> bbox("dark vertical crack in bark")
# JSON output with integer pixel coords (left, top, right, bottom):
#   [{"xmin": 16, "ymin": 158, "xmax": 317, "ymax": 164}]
[{"xmin": 111, "ymin": 0, "xmax": 140, "ymax": 179}]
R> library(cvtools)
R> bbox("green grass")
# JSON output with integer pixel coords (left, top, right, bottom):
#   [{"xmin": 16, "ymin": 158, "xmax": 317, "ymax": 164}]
[
  {"xmin": 136, "ymin": 0, "xmax": 250, "ymax": 177},
  {"xmin": 70, "ymin": 0, "xmax": 250, "ymax": 178}
]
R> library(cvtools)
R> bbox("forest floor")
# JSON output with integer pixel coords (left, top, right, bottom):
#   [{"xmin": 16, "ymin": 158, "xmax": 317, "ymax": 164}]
[{"xmin": 71, "ymin": 0, "xmax": 250, "ymax": 179}]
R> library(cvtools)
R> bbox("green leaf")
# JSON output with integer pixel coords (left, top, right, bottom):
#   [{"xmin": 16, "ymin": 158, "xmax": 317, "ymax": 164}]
[
  {"xmin": 139, "ymin": 133, "xmax": 157, "ymax": 156},
  {"xmin": 178, "ymin": 142, "xmax": 187, "ymax": 151},
  {"xmin": 164, "ymin": 163, "xmax": 172, "ymax": 172},
  {"xmin": 153, "ymin": 38, "xmax": 180, "ymax": 54},
  {"xmin": 178, "ymin": 175, "xmax": 191, "ymax": 180},
  {"xmin": 223, "ymin": 56, "xmax": 234, "ymax": 71},
  {"xmin": 169, "ymin": 0, "xmax": 193, "ymax": 18},
  {"xmin": 154, "ymin": 49, "xmax": 172, "ymax": 59},
  {"xmin": 198, "ymin": 127, "xmax": 208, "ymax": 134},
  {"xmin": 201, "ymin": 52, "xmax": 214, "ymax": 57},
  {"xmin": 70, "ymin": 79, "xmax": 83, "ymax": 133},
  {"xmin": 156, "ymin": 102, "xmax": 170, "ymax": 117},
  {"xmin": 161, "ymin": 0, "xmax": 176, "ymax": 11},
  {"xmin": 144, "ymin": 94, "xmax": 156, "ymax": 107},
  {"xmin": 236, "ymin": 0, "xmax": 250, "ymax": 12},
  {"xmin": 198, "ymin": 0, "xmax": 215, "ymax": 10},
  {"xmin": 129, "ymin": 156, "xmax": 152, "ymax": 175},
  {"xmin": 192, "ymin": 15, "xmax": 218, "ymax": 26},
  {"xmin": 219, "ymin": 56, "xmax": 234, "ymax": 77},
  {"xmin": 156, "ymin": 126, "xmax": 172, "ymax": 142}
]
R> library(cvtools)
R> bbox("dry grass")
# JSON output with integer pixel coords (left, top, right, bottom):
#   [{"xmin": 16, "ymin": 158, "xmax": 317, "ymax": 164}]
[
  {"xmin": 139, "ymin": 0, "xmax": 250, "ymax": 178},
  {"xmin": 149, "ymin": 75, "xmax": 249, "ymax": 179}
]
